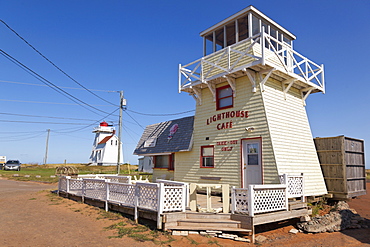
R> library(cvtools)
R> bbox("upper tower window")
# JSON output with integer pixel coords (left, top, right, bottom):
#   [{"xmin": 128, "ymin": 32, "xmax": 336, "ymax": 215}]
[
  {"xmin": 216, "ymin": 85, "xmax": 233, "ymax": 110},
  {"xmin": 202, "ymin": 6, "xmax": 295, "ymax": 56}
]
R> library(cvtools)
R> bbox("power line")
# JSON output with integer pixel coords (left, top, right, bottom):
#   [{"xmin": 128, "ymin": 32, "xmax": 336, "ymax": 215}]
[
  {"xmin": 0, "ymin": 112, "xmax": 102, "ymax": 122},
  {"xmin": 127, "ymin": 109, "xmax": 195, "ymax": 116},
  {"xmin": 124, "ymin": 110, "xmax": 145, "ymax": 129},
  {"xmin": 0, "ymin": 119, "xmax": 94, "ymax": 125},
  {"xmin": 0, "ymin": 49, "xmax": 112, "ymax": 116},
  {"xmin": 0, "ymin": 79, "xmax": 116, "ymax": 93},
  {"xmin": 0, "ymin": 98, "xmax": 114, "ymax": 107},
  {"xmin": 0, "ymin": 19, "xmax": 117, "ymax": 106}
]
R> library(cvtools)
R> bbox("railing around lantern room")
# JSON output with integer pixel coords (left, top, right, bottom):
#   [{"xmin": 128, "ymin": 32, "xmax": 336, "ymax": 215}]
[{"xmin": 179, "ymin": 29, "xmax": 325, "ymax": 94}]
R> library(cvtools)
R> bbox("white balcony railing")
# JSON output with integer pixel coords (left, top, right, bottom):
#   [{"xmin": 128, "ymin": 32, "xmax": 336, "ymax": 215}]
[{"xmin": 179, "ymin": 30, "xmax": 325, "ymax": 93}]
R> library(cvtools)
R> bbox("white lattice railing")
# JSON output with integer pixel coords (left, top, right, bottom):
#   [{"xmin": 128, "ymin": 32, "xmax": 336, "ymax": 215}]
[
  {"xmin": 231, "ymin": 184, "xmax": 288, "ymax": 217},
  {"xmin": 179, "ymin": 29, "xmax": 324, "ymax": 93},
  {"xmin": 156, "ymin": 179, "xmax": 189, "ymax": 207},
  {"xmin": 58, "ymin": 176, "xmax": 187, "ymax": 229},
  {"xmin": 279, "ymin": 173, "xmax": 305, "ymax": 201}
]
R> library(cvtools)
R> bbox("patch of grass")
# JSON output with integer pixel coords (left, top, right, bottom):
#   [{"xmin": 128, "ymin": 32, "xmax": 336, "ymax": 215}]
[
  {"xmin": 96, "ymin": 209, "xmax": 123, "ymax": 220},
  {"xmin": 29, "ymin": 198, "xmax": 36, "ymax": 200},
  {"xmin": 186, "ymin": 236, "xmax": 200, "ymax": 245},
  {"xmin": 207, "ymin": 239, "xmax": 222, "ymax": 247}
]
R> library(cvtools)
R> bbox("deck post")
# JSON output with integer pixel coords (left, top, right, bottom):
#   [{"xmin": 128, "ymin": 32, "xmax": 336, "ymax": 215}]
[
  {"xmin": 206, "ymin": 186, "xmax": 212, "ymax": 211},
  {"xmin": 189, "ymin": 183, "xmax": 197, "ymax": 211},
  {"xmin": 66, "ymin": 177, "xmax": 70, "ymax": 193},
  {"xmin": 222, "ymin": 184, "xmax": 230, "ymax": 213},
  {"xmin": 81, "ymin": 179, "xmax": 85, "ymax": 203},
  {"xmin": 157, "ymin": 183, "xmax": 164, "ymax": 229},
  {"xmin": 105, "ymin": 182, "xmax": 109, "ymax": 212},
  {"xmin": 230, "ymin": 186, "xmax": 235, "ymax": 214},
  {"xmin": 134, "ymin": 185, "xmax": 138, "ymax": 223},
  {"xmin": 182, "ymin": 185, "xmax": 187, "ymax": 212},
  {"xmin": 248, "ymin": 185, "xmax": 254, "ymax": 216}
]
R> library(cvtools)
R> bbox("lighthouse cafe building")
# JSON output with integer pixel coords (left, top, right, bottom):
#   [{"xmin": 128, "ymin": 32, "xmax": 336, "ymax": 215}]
[{"xmin": 134, "ymin": 5, "xmax": 327, "ymax": 198}]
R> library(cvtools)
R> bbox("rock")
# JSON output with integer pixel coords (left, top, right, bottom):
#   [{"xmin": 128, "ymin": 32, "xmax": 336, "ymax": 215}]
[
  {"xmin": 289, "ymin": 228, "xmax": 299, "ymax": 234},
  {"xmin": 218, "ymin": 234, "xmax": 235, "ymax": 240},
  {"xmin": 188, "ymin": 231, "xmax": 199, "ymax": 235},
  {"xmin": 13, "ymin": 174, "xmax": 19, "ymax": 177},
  {"xmin": 172, "ymin": 230, "xmax": 188, "ymax": 236},
  {"xmin": 24, "ymin": 175, "xmax": 30, "ymax": 178},
  {"xmin": 206, "ymin": 230, "xmax": 222, "ymax": 234},
  {"xmin": 50, "ymin": 175, "xmax": 56, "ymax": 178},
  {"xmin": 300, "ymin": 215, "xmax": 311, "ymax": 222},
  {"xmin": 234, "ymin": 237, "xmax": 250, "ymax": 242},
  {"xmin": 35, "ymin": 175, "xmax": 41, "ymax": 178},
  {"xmin": 255, "ymin": 235, "xmax": 267, "ymax": 243}
]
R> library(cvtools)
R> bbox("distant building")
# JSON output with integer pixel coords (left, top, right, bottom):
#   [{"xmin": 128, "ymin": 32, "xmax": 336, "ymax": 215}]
[
  {"xmin": 138, "ymin": 156, "xmax": 153, "ymax": 173},
  {"xmin": 89, "ymin": 121, "xmax": 123, "ymax": 166}
]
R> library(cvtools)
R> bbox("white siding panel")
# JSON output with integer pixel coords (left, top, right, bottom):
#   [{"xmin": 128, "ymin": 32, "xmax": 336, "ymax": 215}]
[{"xmin": 262, "ymin": 79, "xmax": 327, "ymax": 196}]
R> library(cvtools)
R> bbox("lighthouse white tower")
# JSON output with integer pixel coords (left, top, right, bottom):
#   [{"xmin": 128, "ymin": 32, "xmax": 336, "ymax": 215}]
[{"xmin": 89, "ymin": 121, "xmax": 123, "ymax": 166}]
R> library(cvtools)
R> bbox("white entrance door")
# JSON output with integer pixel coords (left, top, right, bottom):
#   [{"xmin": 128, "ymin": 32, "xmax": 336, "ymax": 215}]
[{"xmin": 242, "ymin": 139, "xmax": 262, "ymax": 187}]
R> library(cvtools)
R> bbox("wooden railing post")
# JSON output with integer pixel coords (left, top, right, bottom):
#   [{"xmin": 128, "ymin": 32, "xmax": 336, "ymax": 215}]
[
  {"xmin": 222, "ymin": 184, "xmax": 230, "ymax": 213},
  {"xmin": 248, "ymin": 185, "xmax": 255, "ymax": 217},
  {"xmin": 189, "ymin": 183, "xmax": 197, "ymax": 211},
  {"xmin": 105, "ymin": 182, "xmax": 109, "ymax": 212},
  {"xmin": 157, "ymin": 183, "xmax": 164, "ymax": 229},
  {"xmin": 231, "ymin": 186, "xmax": 236, "ymax": 214},
  {"xmin": 134, "ymin": 184, "xmax": 139, "ymax": 223}
]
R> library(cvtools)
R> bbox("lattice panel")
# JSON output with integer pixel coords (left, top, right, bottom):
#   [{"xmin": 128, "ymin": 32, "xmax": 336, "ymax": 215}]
[
  {"xmin": 108, "ymin": 183, "xmax": 135, "ymax": 206},
  {"xmin": 137, "ymin": 184, "xmax": 158, "ymax": 211},
  {"xmin": 287, "ymin": 176, "xmax": 303, "ymax": 197},
  {"xmin": 233, "ymin": 188, "xmax": 249, "ymax": 214},
  {"xmin": 84, "ymin": 180, "xmax": 107, "ymax": 200},
  {"xmin": 108, "ymin": 176, "xmax": 131, "ymax": 184},
  {"xmin": 253, "ymin": 188, "xmax": 286, "ymax": 214},
  {"xmin": 58, "ymin": 177, "xmax": 67, "ymax": 192},
  {"xmin": 162, "ymin": 187, "xmax": 184, "ymax": 212}
]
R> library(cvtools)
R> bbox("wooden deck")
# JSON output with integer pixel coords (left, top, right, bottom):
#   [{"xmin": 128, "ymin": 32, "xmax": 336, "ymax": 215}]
[{"xmin": 163, "ymin": 200, "xmax": 311, "ymax": 242}]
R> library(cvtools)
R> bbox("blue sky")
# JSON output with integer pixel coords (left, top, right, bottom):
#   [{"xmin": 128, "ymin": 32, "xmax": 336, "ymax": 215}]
[{"xmin": 0, "ymin": 1, "xmax": 369, "ymax": 168}]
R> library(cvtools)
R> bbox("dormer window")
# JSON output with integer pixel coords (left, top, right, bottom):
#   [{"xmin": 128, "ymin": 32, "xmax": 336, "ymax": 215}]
[{"xmin": 216, "ymin": 85, "xmax": 233, "ymax": 110}]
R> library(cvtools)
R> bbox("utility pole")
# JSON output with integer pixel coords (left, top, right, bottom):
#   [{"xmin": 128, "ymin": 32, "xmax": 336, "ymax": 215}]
[
  {"xmin": 117, "ymin": 91, "xmax": 126, "ymax": 174},
  {"xmin": 43, "ymin": 129, "xmax": 50, "ymax": 165}
]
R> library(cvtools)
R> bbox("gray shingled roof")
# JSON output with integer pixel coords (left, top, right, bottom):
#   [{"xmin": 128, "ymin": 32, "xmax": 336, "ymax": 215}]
[{"xmin": 133, "ymin": 116, "xmax": 194, "ymax": 155}]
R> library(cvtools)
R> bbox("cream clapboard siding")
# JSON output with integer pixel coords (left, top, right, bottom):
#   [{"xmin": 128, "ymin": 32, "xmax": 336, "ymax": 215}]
[
  {"xmin": 261, "ymin": 79, "xmax": 327, "ymax": 196},
  {"xmin": 175, "ymin": 75, "xmax": 279, "ymax": 187},
  {"xmin": 152, "ymin": 169, "xmax": 174, "ymax": 181}
]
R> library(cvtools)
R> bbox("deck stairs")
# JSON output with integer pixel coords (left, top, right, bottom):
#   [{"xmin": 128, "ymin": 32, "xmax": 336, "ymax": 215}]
[
  {"xmin": 163, "ymin": 200, "xmax": 309, "ymax": 234},
  {"xmin": 163, "ymin": 212, "xmax": 251, "ymax": 233}
]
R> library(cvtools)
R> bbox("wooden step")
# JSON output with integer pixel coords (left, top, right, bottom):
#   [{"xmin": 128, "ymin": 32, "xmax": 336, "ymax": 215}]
[
  {"xmin": 166, "ymin": 225, "xmax": 252, "ymax": 233},
  {"xmin": 289, "ymin": 201, "xmax": 308, "ymax": 210},
  {"xmin": 185, "ymin": 212, "xmax": 231, "ymax": 220},
  {"xmin": 177, "ymin": 218, "xmax": 241, "ymax": 228}
]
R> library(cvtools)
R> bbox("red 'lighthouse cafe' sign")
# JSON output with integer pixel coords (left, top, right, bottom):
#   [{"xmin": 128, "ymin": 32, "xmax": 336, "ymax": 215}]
[{"xmin": 206, "ymin": 110, "xmax": 249, "ymax": 130}]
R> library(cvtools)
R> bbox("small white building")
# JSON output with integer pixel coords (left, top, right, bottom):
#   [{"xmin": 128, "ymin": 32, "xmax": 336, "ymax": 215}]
[
  {"xmin": 138, "ymin": 156, "xmax": 153, "ymax": 173},
  {"xmin": 89, "ymin": 121, "xmax": 123, "ymax": 166}
]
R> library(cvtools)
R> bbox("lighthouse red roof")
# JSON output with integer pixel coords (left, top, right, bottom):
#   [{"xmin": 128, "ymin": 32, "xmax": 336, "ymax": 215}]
[{"xmin": 100, "ymin": 121, "xmax": 109, "ymax": 127}]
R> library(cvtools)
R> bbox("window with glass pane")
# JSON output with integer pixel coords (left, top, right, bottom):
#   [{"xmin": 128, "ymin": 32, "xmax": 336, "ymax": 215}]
[
  {"xmin": 238, "ymin": 15, "xmax": 249, "ymax": 41},
  {"xmin": 247, "ymin": 143, "xmax": 259, "ymax": 165},
  {"xmin": 154, "ymin": 155, "xmax": 170, "ymax": 168},
  {"xmin": 226, "ymin": 22, "xmax": 236, "ymax": 46},
  {"xmin": 215, "ymin": 28, "xmax": 224, "ymax": 51},
  {"xmin": 252, "ymin": 15, "xmax": 260, "ymax": 35},
  {"xmin": 216, "ymin": 85, "xmax": 233, "ymax": 110},
  {"xmin": 201, "ymin": 146, "xmax": 214, "ymax": 168},
  {"xmin": 205, "ymin": 34, "xmax": 214, "ymax": 55}
]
